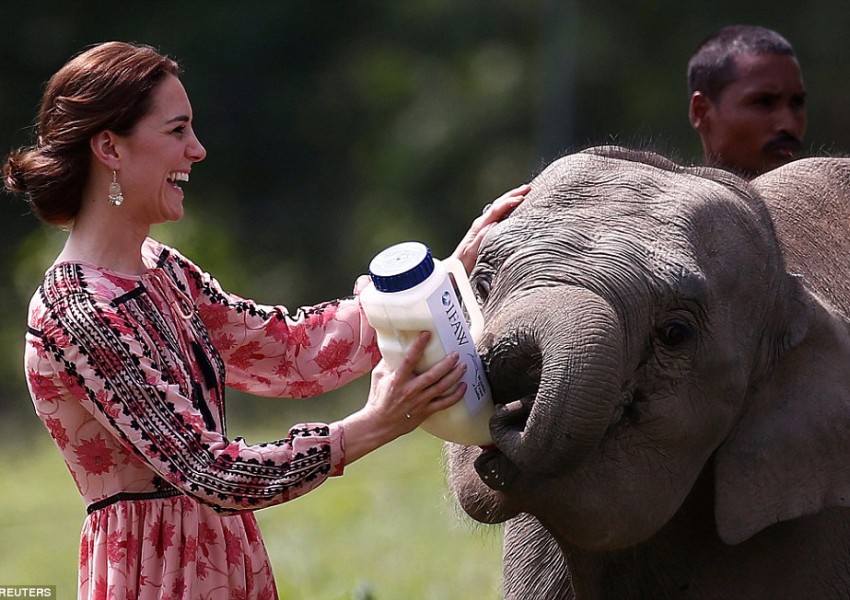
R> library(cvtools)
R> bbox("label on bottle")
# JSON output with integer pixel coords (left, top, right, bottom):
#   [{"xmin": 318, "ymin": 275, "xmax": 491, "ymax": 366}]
[{"xmin": 425, "ymin": 276, "xmax": 492, "ymax": 416}]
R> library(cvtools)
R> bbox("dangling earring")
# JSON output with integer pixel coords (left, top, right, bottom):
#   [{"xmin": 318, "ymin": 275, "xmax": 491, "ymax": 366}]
[{"xmin": 108, "ymin": 170, "xmax": 124, "ymax": 206}]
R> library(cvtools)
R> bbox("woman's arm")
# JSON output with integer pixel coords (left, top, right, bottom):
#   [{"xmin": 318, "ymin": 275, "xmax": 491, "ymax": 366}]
[{"xmin": 168, "ymin": 248, "xmax": 380, "ymax": 397}]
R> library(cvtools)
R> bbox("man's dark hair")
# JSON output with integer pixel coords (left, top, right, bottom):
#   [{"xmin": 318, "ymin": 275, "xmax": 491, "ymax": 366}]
[{"xmin": 687, "ymin": 25, "xmax": 796, "ymax": 100}]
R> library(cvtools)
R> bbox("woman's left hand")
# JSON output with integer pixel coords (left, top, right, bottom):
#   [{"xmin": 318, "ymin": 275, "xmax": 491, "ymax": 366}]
[
  {"xmin": 451, "ymin": 183, "xmax": 530, "ymax": 274},
  {"xmin": 337, "ymin": 331, "xmax": 466, "ymax": 465}
]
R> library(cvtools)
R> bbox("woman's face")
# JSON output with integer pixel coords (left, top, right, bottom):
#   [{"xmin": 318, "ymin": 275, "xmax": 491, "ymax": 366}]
[{"xmin": 114, "ymin": 74, "xmax": 206, "ymax": 224}]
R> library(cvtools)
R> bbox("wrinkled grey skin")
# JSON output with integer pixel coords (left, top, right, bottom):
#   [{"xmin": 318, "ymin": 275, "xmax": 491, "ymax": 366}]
[{"xmin": 447, "ymin": 147, "xmax": 850, "ymax": 599}]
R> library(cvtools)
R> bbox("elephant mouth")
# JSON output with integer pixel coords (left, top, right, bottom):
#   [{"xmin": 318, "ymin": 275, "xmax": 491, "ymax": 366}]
[
  {"xmin": 474, "ymin": 443, "xmax": 520, "ymax": 490},
  {"xmin": 473, "ymin": 340, "xmax": 541, "ymax": 490},
  {"xmin": 474, "ymin": 397, "xmax": 533, "ymax": 490},
  {"xmin": 482, "ymin": 335, "xmax": 542, "ymax": 410}
]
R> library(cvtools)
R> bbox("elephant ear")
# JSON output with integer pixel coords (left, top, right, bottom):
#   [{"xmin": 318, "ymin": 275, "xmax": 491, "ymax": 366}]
[
  {"xmin": 750, "ymin": 157, "xmax": 850, "ymax": 317},
  {"xmin": 714, "ymin": 276, "xmax": 850, "ymax": 545}
]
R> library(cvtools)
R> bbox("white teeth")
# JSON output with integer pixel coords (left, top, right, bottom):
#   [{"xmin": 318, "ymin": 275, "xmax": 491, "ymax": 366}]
[{"xmin": 168, "ymin": 172, "xmax": 189, "ymax": 182}]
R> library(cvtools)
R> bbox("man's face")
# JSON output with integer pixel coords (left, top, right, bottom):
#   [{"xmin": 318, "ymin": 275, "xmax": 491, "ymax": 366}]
[{"xmin": 693, "ymin": 52, "xmax": 807, "ymax": 178}]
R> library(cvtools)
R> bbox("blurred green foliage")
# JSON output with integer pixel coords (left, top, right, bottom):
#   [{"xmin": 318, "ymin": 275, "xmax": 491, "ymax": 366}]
[{"xmin": 1, "ymin": 1, "xmax": 849, "ymax": 435}]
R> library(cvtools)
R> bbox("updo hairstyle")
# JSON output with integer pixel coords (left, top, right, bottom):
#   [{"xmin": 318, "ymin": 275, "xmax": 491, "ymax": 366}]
[{"xmin": 2, "ymin": 41, "xmax": 180, "ymax": 225}]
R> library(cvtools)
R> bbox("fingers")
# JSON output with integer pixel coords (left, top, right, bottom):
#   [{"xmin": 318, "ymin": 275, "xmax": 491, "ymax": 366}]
[
  {"xmin": 394, "ymin": 331, "xmax": 432, "ymax": 379},
  {"xmin": 404, "ymin": 358, "xmax": 467, "ymax": 422},
  {"xmin": 482, "ymin": 183, "xmax": 530, "ymax": 224},
  {"xmin": 468, "ymin": 184, "xmax": 528, "ymax": 234},
  {"xmin": 420, "ymin": 355, "xmax": 467, "ymax": 401},
  {"xmin": 375, "ymin": 332, "xmax": 463, "ymax": 410},
  {"xmin": 392, "ymin": 347, "xmax": 466, "ymax": 411},
  {"xmin": 407, "ymin": 348, "xmax": 460, "ymax": 390},
  {"xmin": 425, "ymin": 377, "xmax": 466, "ymax": 413},
  {"xmin": 453, "ymin": 183, "xmax": 530, "ymax": 273},
  {"xmin": 353, "ymin": 274, "xmax": 371, "ymax": 295}
]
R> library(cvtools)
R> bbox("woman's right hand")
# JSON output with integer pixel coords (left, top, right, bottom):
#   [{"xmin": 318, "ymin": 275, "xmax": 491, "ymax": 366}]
[
  {"xmin": 338, "ymin": 331, "xmax": 466, "ymax": 465},
  {"xmin": 451, "ymin": 183, "xmax": 529, "ymax": 274}
]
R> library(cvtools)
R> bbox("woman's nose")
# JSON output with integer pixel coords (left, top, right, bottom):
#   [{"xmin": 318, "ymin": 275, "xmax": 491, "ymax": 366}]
[{"xmin": 188, "ymin": 133, "xmax": 207, "ymax": 162}]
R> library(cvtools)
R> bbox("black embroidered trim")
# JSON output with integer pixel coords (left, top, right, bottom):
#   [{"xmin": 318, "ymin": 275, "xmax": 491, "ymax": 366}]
[
  {"xmin": 112, "ymin": 286, "xmax": 145, "ymax": 306},
  {"xmin": 155, "ymin": 248, "xmax": 170, "ymax": 269},
  {"xmin": 86, "ymin": 489, "xmax": 183, "ymax": 514}
]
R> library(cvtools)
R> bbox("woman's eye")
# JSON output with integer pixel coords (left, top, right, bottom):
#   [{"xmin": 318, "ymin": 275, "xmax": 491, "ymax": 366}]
[{"xmin": 657, "ymin": 320, "xmax": 693, "ymax": 347}]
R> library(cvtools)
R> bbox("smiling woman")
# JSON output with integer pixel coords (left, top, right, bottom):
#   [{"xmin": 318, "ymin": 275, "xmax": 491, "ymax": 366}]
[
  {"xmin": 96, "ymin": 74, "xmax": 205, "ymax": 230},
  {"xmin": 51, "ymin": 72, "xmax": 207, "ymax": 271},
  {"xmin": 1, "ymin": 41, "xmax": 524, "ymax": 600}
]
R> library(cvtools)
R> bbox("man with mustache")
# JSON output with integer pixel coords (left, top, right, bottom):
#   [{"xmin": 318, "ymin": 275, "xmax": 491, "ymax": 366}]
[{"xmin": 687, "ymin": 25, "xmax": 807, "ymax": 179}]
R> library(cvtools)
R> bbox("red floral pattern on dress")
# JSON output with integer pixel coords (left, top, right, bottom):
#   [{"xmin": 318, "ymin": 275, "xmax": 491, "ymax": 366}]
[
  {"xmin": 315, "ymin": 338, "xmax": 355, "ymax": 373},
  {"xmin": 197, "ymin": 559, "xmax": 210, "ymax": 580},
  {"xmin": 92, "ymin": 577, "xmax": 107, "ymax": 599},
  {"xmin": 182, "ymin": 535, "xmax": 197, "ymax": 566},
  {"xmin": 289, "ymin": 326, "xmax": 311, "ymax": 355},
  {"xmin": 45, "ymin": 417, "xmax": 69, "ymax": 449},
  {"xmin": 24, "ymin": 238, "xmax": 379, "ymax": 599},
  {"xmin": 223, "ymin": 527, "xmax": 243, "ymax": 568},
  {"xmin": 263, "ymin": 317, "xmax": 290, "ymax": 344},
  {"xmin": 59, "ymin": 371, "xmax": 87, "ymax": 401},
  {"xmin": 230, "ymin": 341, "xmax": 265, "ymax": 372},
  {"xmin": 198, "ymin": 522, "xmax": 217, "ymax": 559},
  {"xmin": 274, "ymin": 357, "xmax": 294, "ymax": 378},
  {"xmin": 286, "ymin": 380, "xmax": 325, "ymax": 398},
  {"xmin": 147, "ymin": 518, "xmax": 176, "ymax": 557},
  {"xmin": 197, "ymin": 301, "xmax": 229, "ymax": 331},
  {"xmin": 74, "ymin": 435, "xmax": 116, "ymax": 475},
  {"xmin": 124, "ymin": 530, "xmax": 139, "ymax": 566},
  {"xmin": 107, "ymin": 530, "xmax": 126, "ymax": 566},
  {"xmin": 306, "ymin": 303, "xmax": 338, "ymax": 328},
  {"xmin": 27, "ymin": 370, "xmax": 59, "ymax": 401}
]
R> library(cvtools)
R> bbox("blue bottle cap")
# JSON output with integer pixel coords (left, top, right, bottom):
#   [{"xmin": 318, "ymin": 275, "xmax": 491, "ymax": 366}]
[{"xmin": 368, "ymin": 241, "xmax": 435, "ymax": 292}]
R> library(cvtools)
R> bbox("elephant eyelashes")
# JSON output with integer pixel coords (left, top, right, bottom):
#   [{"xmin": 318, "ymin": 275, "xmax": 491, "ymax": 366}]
[
  {"xmin": 656, "ymin": 320, "xmax": 694, "ymax": 347},
  {"xmin": 474, "ymin": 276, "xmax": 492, "ymax": 303}
]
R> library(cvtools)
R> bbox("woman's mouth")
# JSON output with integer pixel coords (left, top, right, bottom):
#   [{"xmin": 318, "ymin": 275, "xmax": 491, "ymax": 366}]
[{"xmin": 167, "ymin": 171, "xmax": 189, "ymax": 189}]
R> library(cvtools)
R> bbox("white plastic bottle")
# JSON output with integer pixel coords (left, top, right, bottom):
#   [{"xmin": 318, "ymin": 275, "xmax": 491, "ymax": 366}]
[{"xmin": 360, "ymin": 241, "xmax": 493, "ymax": 446}]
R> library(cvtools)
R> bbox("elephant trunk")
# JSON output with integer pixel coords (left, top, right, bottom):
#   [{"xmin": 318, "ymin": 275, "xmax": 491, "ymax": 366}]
[{"xmin": 486, "ymin": 286, "xmax": 624, "ymax": 475}]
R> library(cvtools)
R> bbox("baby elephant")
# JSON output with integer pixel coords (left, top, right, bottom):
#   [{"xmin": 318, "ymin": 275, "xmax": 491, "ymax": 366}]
[{"xmin": 448, "ymin": 147, "xmax": 850, "ymax": 599}]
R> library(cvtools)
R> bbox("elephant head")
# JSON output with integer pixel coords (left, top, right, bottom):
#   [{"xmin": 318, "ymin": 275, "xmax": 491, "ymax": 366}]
[{"xmin": 447, "ymin": 147, "xmax": 850, "ymax": 563}]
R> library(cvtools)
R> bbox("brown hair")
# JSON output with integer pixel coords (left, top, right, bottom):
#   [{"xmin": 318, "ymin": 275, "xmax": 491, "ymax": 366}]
[{"xmin": 2, "ymin": 41, "xmax": 180, "ymax": 225}]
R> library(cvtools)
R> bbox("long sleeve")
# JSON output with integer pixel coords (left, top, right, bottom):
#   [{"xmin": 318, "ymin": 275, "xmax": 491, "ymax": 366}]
[
  {"xmin": 168, "ymin": 247, "xmax": 381, "ymax": 397},
  {"xmin": 24, "ymin": 251, "xmax": 377, "ymax": 513}
]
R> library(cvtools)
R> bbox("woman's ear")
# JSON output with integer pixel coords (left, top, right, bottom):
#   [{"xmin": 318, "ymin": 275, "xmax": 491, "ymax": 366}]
[{"xmin": 89, "ymin": 130, "xmax": 121, "ymax": 170}]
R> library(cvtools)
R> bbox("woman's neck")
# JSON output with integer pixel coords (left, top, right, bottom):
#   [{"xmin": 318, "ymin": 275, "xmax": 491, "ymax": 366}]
[{"xmin": 56, "ymin": 210, "xmax": 151, "ymax": 275}]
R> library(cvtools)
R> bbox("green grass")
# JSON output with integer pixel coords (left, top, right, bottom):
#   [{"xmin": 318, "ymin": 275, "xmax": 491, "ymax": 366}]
[{"xmin": 0, "ymin": 425, "xmax": 503, "ymax": 599}]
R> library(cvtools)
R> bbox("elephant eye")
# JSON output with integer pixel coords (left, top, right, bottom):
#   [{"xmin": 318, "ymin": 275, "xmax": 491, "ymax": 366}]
[
  {"xmin": 657, "ymin": 320, "xmax": 693, "ymax": 347},
  {"xmin": 473, "ymin": 275, "xmax": 492, "ymax": 303}
]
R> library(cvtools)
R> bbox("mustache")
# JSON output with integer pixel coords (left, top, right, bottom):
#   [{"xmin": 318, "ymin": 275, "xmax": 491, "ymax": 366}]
[{"xmin": 763, "ymin": 134, "xmax": 803, "ymax": 154}]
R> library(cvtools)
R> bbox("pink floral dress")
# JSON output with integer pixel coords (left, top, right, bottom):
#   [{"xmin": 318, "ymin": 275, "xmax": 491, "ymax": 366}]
[{"xmin": 24, "ymin": 238, "xmax": 380, "ymax": 599}]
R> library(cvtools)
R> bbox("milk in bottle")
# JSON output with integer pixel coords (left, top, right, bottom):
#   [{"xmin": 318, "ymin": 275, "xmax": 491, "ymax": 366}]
[{"xmin": 360, "ymin": 241, "xmax": 493, "ymax": 446}]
